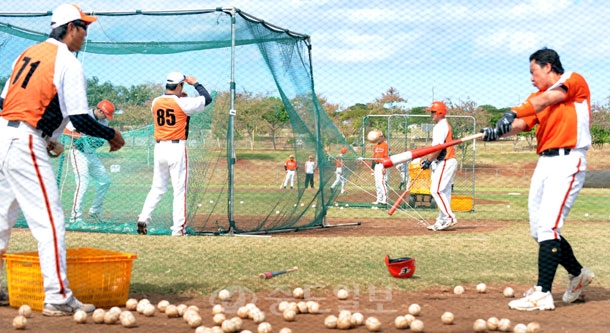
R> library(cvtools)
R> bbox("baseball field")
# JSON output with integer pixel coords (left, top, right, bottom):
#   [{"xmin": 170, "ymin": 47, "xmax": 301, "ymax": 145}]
[{"xmin": 0, "ymin": 148, "xmax": 608, "ymax": 332}]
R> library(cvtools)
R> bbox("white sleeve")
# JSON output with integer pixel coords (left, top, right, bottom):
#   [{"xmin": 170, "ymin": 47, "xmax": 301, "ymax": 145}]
[
  {"xmin": 177, "ymin": 96, "xmax": 208, "ymax": 115},
  {"xmin": 432, "ymin": 120, "xmax": 449, "ymax": 145},
  {"xmin": 55, "ymin": 45, "xmax": 90, "ymax": 118}
]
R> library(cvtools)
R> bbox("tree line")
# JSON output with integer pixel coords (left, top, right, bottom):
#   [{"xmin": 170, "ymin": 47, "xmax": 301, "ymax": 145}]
[{"xmin": 1, "ymin": 77, "xmax": 608, "ymax": 149}]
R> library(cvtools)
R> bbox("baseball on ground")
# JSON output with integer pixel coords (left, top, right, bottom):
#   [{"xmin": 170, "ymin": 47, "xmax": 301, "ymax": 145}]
[
  {"xmin": 237, "ymin": 306, "xmax": 250, "ymax": 319},
  {"xmin": 257, "ymin": 322, "xmax": 272, "ymax": 333},
  {"xmin": 336, "ymin": 315, "xmax": 351, "ymax": 329},
  {"xmin": 503, "ymin": 287, "xmax": 515, "ymax": 298},
  {"xmin": 365, "ymin": 316, "xmax": 382, "ymax": 332},
  {"xmin": 231, "ymin": 317, "xmax": 243, "ymax": 331},
  {"xmin": 408, "ymin": 303, "xmax": 421, "ymax": 316},
  {"xmin": 513, "ymin": 323, "xmax": 528, "ymax": 333},
  {"xmin": 283, "ymin": 309, "xmax": 296, "ymax": 322},
  {"xmin": 527, "ymin": 321, "xmax": 541, "ymax": 333},
  {"xmin": 476, "ymin": 283, "xmax": 487, "ymax": 293},
  {"xmin": 454, "ymin": 285, "xmax": 465, "ymax": 295},
  {"xmin": 279, "ymin": 328, "xmax": 292, "ymax": 333},
  {"xmin": 336, "ymin": 288, "xmax": 349, "ymax": 300},
  {"xmin": 213, "ymin": 313, "xmax": 227, "ymax": 325},
  {"xmin": 221, "ymin": 318, "xmax": 236, "ymax": 332},
  {"xmin": 292, "ymin": 287, "xmax": 305, "ymax": 299},
  {"xmin": 324, "ymin": 315, "xmax": 338, "ymax": 329},
  {"xmin": 92, "ymin": 309, "xmax": 106, "ymax": 324},
  {"xmin": 104, "ymin": 311, "xmax": 119, "ymax": 324},
  {"xmin": 219, "ymin": 289, "xmax": 231, "ymax": 301},
  {"xmin": 473, "ymin": 319, "xmax": 487, "ymax": 332},
  {"xmin": 296, "ymin": 301, "xmax": 308, "ymax": 313},
  {"xmin": 143, "ymin": 303, "xmax": 156, "ymax": 316},
  {"xmin": 120, "ymin": 311, "xmax": 137, "ymax": 328},
  {"xmin": 125, "ymin": 298, "xmax": 138, "ymax": 311},
  {"xmin": 252, "ymin": 310, "xmax": 266, "ymax": 324},
  {"xmin": 394, "ymin": 315, "xmax": 408, "ymax": 329},
  {"xmin": 213, "ymin": 304, "xmax": 225, "ymax": 314},
  {"xmin": 165, "ymin": 304, "xmax": 179, "ymax": 318},
  {"xmin": 307, "ymin": 301, "xmax": 320, "ymax": 314},
  {"xmin": 12, "ymin": 315, "xmax": 27, "ymax": 330},
  {"xmin": 498, "ymin": 318, "xmax": 512, "ymax": 332},
  {"xmin": 487, "ymin": 317, "xmax": 500, "ymax": 330},
  {"xmin": 157, "ymin": 299, "xmax": 170, "ymax": 312},
  {"xmin": 441, "ymin": 311, "xmax": 454, "ymax": 325},
  {"xmin": 73, "ymin": 310, "xmax": 87, "ymax": 323},
  {"xmin": 18, "ymin": 305, "xmax": 32, "ymax": 318},
  {"xmin": 351, "ymin": 312, "xmax": 364, "ymax": 327},
  {"xmin": 410, "ymin": 319, "xmax": 424, "ymax": 332}
]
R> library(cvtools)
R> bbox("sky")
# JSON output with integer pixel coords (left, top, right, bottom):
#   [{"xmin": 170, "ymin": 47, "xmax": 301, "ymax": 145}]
[{"xmin": 3, "ymin": 0, "xmax": 610, "ymax": 109}]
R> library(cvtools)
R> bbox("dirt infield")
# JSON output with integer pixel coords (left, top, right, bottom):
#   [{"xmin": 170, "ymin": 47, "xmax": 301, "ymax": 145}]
[{"xmin": 0, "ymin": 219, "xmax": 607, "ymax": 332}]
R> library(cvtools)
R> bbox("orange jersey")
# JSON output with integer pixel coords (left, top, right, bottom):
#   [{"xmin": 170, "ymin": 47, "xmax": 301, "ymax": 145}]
[
  {"xmin": 372, "ymin": 141, "xmax": 389, "ymax": 162},
  {"xmin": 335, "ymin": 155, "xmax": 343, "ymax": 168},
  {"xmin": 521, "ymin": 72, "xmax": 591, "ymax": 153},
  {"xmin": 150, "ymin": 93, "xmax": 208, "ymax": 141},
  {"xmin": 285, "ymin": 159, "xmax": 298, "ymax": 171},
  {"xmin": 1, "ymin": 39, "xmax": 90, "ymax": 137}
]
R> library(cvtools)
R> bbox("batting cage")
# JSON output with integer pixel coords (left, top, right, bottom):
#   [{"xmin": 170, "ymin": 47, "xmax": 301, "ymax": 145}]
[{"xmin": 0, "ymin": 8, "xmax": 354, "ymax": 235}]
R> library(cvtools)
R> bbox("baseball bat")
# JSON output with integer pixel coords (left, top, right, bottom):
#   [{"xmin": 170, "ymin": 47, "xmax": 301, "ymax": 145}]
[
  {"xmin": 388, "ymin": 168, "xmax": 424, "ymax": 216},
  {"xmin": 382, "ymin": 132, "xmax": 484, "ymax": 168},
  {"xmin": 259, "ymin": 266, "xmax": 298, "ymax": 279}
]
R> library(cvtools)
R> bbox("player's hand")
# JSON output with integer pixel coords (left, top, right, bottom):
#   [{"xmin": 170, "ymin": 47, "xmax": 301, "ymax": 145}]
[
  {"xmin": 184, "ymin": 76, "xmax": 197, "ymax": 85},
  {"xmin": 421, "ymin": 159, "xmax": 432, "ymax": 170},
  {"xmin": 108, "ymin": 128, "xmax": 125, "ymax": 152},
  {"xmin": 496, "ymin": 111, "xmax": 516, "ymax": 136},
  {"xmin": 481, "ymin": 127, "xmax": 499, "ymax": 141},
  {"xmin": 46, "ymin": 140, "xmax": 64, "ymax": 158}
]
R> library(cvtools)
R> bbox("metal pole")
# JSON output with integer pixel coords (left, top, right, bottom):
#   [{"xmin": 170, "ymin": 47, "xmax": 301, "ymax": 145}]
[{"xmin": 227, "ymin": 8, "xmax": 237, "ymax": 233}]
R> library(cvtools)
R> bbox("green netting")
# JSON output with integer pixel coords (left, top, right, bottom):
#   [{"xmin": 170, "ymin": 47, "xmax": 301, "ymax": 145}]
[{"xmin": 0, "ymin": 8, "xmax": 352, "ymax": 235}]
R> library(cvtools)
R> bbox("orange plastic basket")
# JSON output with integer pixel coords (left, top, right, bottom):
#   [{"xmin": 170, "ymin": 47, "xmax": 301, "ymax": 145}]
[{"xmin": 2, "ymin": 247, "xmax": 137, "ymax": 311}]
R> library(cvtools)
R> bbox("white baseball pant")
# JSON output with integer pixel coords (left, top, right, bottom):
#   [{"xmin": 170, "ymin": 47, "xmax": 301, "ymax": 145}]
[
  {"xmin": 69, "ymin": 149, "xmax": 111, "ymax": 219},
  {"xmin": 374, "ymin": 163, "xmax": 388, "ymax": 203},
  {"xmin": 430, "ymin": 158, "xmax": 457, "ymax": 224},
  {"xmin": 331, "ymin": 167, "xmax": 346, "ymax": 193},
  {"xmin": 283, "ymin": 170, "xmax": 296, "ymax": 188}
]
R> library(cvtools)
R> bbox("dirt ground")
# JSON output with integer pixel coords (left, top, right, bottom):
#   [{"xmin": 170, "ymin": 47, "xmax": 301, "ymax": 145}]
[{"xmin": 0, "ymin": 219, "xmax": 607, "ymax": 332}]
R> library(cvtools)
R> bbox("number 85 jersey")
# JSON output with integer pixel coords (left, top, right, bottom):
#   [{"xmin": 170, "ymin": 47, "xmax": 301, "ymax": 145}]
[{"xmin": 151, "ymin": 93, "xmax": 207, "ymax": 141}]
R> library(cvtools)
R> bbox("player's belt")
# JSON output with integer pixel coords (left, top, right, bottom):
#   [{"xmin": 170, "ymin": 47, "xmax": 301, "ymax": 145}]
[
  {"xmin": 156, "ymin": 140, "xmax": 180, "ymax": 143},
  {"xmin": 6, "ymin": 120, "xmax": 50, "ymax": 140},
  {"xmin": 540, "ymin": 148, "xmax": 571, "ymax": 156}
]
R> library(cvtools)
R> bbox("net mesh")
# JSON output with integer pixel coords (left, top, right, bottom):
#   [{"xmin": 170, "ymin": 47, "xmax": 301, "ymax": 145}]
[{"xmin": 0, "ymin": 8, "xmax": 350, "ymax": 235}]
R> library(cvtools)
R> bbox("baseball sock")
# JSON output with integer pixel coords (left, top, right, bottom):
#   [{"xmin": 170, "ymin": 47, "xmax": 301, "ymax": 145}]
[
  {"xmin": 537, "ymin": 239, "xmax": 561, "ymax": 293},
  {"xmin": 558, "ymin": 237, "xmax": 583, "ymax": 276}
]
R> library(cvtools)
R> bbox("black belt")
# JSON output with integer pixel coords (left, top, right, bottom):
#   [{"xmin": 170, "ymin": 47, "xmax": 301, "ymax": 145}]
[
  {"xmin": 540, "ymin": 148, "xmax": 571, "ymax": 156},
  {"xmin": 156, "ymin": 140, "xmax": 180, "ymax": 143}
]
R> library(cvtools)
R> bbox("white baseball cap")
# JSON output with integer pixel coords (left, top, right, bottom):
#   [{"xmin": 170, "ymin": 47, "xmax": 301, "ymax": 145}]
[
  {"xmin": 166, "ymin": 71, "xmax": 186, "ymax": 85},
  {"xmin": 50, "ymin": 4, "xmax": 97, "ymax": 29}
]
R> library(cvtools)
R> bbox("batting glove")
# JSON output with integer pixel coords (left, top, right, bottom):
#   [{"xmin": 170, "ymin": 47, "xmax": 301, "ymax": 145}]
[
  {"xmin": 481, "ymin": 127, "xmax": 499, "ymax": 141},
  {"xmin": 496, "ymin": 111, "xmax": 516, "ymax": 136},
  {"xmin": 421, "ymin": 159, "xmax": 432, "ymax": 170}
]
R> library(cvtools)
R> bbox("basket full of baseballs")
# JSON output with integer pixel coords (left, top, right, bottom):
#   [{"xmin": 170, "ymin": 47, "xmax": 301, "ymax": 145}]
[{"xmin": 2, "ymin": 248, "xmax": 137, "ymax": 311}]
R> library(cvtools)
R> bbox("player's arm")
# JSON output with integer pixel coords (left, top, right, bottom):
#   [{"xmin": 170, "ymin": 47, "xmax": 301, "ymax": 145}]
[{"xmin": 71, "ymin": 114, "xmax": 124, "ymax": 152}]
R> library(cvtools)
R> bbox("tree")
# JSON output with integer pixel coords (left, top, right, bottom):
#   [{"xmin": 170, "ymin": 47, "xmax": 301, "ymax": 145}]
[{"xmin": 261, "ymin": 97, "xmax": 289, "ymax": 150}]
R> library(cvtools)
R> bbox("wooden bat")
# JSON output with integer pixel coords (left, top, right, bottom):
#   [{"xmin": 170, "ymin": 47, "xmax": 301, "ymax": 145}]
[
  {"xmin": 388, "ymin": 168, "xmax": 424, "ymax": 216},
  {"xmin": 382, "ymin": 133, "xmax": 484, "ymax": 168},
  {"xmin": 259, "ymin": 266, "xmax": 298, "ymax": 279}
]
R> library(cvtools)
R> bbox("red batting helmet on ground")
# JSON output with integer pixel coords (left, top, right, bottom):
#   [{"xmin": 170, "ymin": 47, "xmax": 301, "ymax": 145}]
[
  {"xmin": 385, "ymin": 254, "xmax": 416, "ymax": 278},
  {"xmin": 426, "ymin": 101, "xmax": 447, "ymax": 117},
  {"xmin": 97, "ymin": 100, "xmax": 116, "ymax": 120},
  {"xmin": 341, "ymin": 147, "xmax": 348, "ymax": 154}
]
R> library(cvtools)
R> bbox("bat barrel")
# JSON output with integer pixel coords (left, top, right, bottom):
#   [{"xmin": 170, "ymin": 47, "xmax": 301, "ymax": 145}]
[{"xmin": 382, "ymin": 152, "xmax": 413, "ymax": 168}]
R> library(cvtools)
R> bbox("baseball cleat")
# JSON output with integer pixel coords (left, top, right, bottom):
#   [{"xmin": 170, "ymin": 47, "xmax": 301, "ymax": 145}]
[
  {"xmin": 508, "ymin": 286, "xmax": 555, "ymax": 311},
  {"xmin": 137, "ymin": 222, "xmax": 148, "ymax": 235},
  {"xmin": 563, "ymin": 267, "xmax": 594, "ymax": 303}
]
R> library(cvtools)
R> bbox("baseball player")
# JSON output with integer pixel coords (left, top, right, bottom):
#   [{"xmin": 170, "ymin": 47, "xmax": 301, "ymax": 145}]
[
  {"xmin": 330, "ymin": 147, "xmax": 347, "ymax": 194},
  {"xmin": 421, "ymin": 101, "xmax": 458, "ymax": 231},
  {"xmin": 395, "ymin": 162, "xmax": 407, "ymax": 190},
  {"xmin": 483, "ymin": 48, "xmax": 594, "ymax": 311},
  {"xmin": 371, "ymin": 131, "xmax": 389, "ymax": 205},
  {"xmin": 136, "ymin": 71, "xmax": 212, "ymax": 236},
  {"xmin": 282, "ymin": 154, "xmax": 297, "ymax": 189},
  {"xmin": 0, "ymin": 3, "xmax": 124, "ymax": 316},
  {"xmin": 304, "ymin": 155, "xmax": 316, "ymax": 189},
  {"xmin": 65, "ymin": 100, "xmax": 116, "ymax": 223}
]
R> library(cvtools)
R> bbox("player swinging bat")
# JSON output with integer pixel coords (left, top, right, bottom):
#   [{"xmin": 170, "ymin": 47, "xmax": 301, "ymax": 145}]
[
  {"xmin": 259, "ymin": 266, "xmax": 298, "ymax": 279},
  {"xmin": 381, "ymin": 133, "xmax": 483, "ymax": 168}
]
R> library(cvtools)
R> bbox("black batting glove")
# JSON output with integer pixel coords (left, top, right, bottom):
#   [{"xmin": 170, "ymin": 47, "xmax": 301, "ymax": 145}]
[
  {"xmin": 421, "ymin": 159, "xmax": 432, "ymax": 170},
  {"xmin": 481, "ymin": 127, "xmax": 499, "ymax": 141},
  {"xmin": 496, "ymin": 111, "xmax": 516, "ymax": 136}
]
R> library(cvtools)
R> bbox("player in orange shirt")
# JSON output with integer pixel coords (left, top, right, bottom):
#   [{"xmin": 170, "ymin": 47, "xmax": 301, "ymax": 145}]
[
  {"xmin": 421, "ymin": 101, "xmax": 458, "ymax": 231},
  {"xmin": 137, "ymin": 71, "xmax": 212, "ymax": 236},
  {"xmin": 282, "ymin": 154, "xmax": 298, "ymax": 189},
  {"xmin": 371, "ymin": 131, "xmax": 389, "ymax": 205},
  {"xmin": 483, "ymin": 48, "xmax": 594, "ymax": 311},
  {"xmin": 0, "ymin": 3, "xmax": 124, "ymax": 316}
]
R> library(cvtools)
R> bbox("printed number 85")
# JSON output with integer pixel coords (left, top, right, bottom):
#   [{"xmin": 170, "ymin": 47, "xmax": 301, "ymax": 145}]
[{"xmin": 156, "ymin": 109, "xmax": 176, "ymax": 126}]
